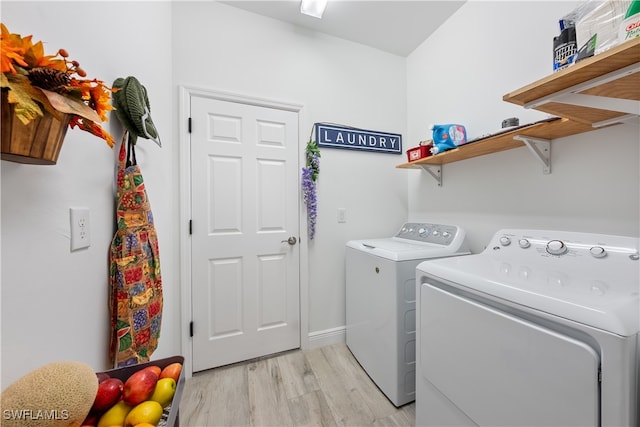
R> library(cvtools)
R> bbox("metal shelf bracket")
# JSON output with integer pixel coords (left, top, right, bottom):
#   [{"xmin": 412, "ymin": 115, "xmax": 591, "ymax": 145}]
[
  {"xmin": 523, "ymin": 62, "xmax": 640, "ymax": 117},
  {"xmin": 513, "ymin": 135, "xmax": 551, "ymax": 174},
  {"xmin": 418, "ymin": 164, "xmax": 442, "ymax": 186},
  {"xmin": 593, "ymin": 113, "xmax": 640, "ymax": 128}
]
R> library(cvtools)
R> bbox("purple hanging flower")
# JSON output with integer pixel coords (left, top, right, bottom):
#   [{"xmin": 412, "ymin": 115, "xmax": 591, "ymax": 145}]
[
  {"xmin": 302, "ymin": 139, "xmax": 320, "ymax": 239},
  {"xmin": 302, "ymin": 167, "xmax": 317, "ymax": 238}
]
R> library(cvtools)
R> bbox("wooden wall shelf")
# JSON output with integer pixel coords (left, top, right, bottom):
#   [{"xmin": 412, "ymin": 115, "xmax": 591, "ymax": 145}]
[
  {"xmin": 396, "ymin": 118, "xmax": 593, "ymax": 169},
  {"xmin": 398, "ymin": 38, "xmax": 640, "ymax": 185},
  {"xmin": 503, "ymin": 37, "xmax": 640, "ymax": 127}
]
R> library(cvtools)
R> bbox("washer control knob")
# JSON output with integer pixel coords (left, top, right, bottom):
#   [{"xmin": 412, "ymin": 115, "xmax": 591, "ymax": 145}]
[
  {"xmin": 432, "ymin": 230, "xmax": 440, "ymax": 237},
  {"xmin": 518, "ymin": 239, "xmax": 531, "ymax": 249},
  {"xmin": 442, "ymin": 231, "xmax": 451, "ymax": 238},
  {"xmin": 590, "ymin": 246, "xmax": 607, "ymax": 258},
  {"xmin": 418, "ymin": 227, "xmax": 427, "ymax": 236},
  {"xmin": 499, "ymin": 236, "xmax": 511, "ymax": 246},
  {"xmin": 547, "ymin": 240, "xmax": 567, "ymax": 255}
]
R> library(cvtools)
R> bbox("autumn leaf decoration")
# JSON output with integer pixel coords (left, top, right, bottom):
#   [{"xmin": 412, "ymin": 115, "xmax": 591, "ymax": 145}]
[{"xmin": 0, "ymin": 23, "xmax": 115, "ymax": 147}]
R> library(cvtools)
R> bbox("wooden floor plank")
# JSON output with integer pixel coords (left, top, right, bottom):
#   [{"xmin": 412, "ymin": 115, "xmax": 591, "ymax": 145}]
[
  {"xmin": 278, "ymin": 348, "xmax": 321, "ymax": 399},
  {"xmin": 287, "ymin": 390, "xmax": 337, "ymax": 427},
  {"xmin": 188, "ymin": 362, "xmax": 252, "ymax": 426},
  {"xmin": 177, "ymin": 374, "xmax": 213, "ymax": 427},
  {"xmin": 179, "ymin": 343, "xmax": 416, "ymax": 427},
  {"xmin": 373, "ymin": 407, "xmax": 414, "ymax": 427},
  {"xmin": 324, "ymin": 344, "xmax": 399, "ymax": 420},
  {"xmin": 247, "ymin": 357, "xmax": 294, "ymax": 426},
  {"xmin": 305, "ymin": 346, "xmax": 376, "ymax": 426}
]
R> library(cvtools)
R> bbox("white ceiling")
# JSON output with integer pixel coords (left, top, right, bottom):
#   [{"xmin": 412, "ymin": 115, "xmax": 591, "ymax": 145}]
[{"xmin": 218, "ymin": 1, "xmax": 466, "ymax": 56}]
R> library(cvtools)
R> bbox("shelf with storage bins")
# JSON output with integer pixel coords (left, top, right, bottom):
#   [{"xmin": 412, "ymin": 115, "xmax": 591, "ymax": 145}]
[{"xmin": 398, "ymin": 37, "xmax": 640, "ymax": 186}]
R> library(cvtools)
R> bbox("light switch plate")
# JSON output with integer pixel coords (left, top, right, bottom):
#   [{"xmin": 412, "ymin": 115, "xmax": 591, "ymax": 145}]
[{"xmin": 337, "ymin": 208, "xmax": 347, "ymax": 223}]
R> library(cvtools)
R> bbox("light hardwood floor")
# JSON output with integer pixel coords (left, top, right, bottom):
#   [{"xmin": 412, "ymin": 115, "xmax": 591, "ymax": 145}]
[{"xmin": 178, "ymin": 343, "xmax": 415, "ymax": 426}]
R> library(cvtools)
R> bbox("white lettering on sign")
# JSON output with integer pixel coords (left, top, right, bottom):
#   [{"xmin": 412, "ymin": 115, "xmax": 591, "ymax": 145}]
[{"xmin": 316, "ymin": 124, "xmax": 402, "ymax": 154}]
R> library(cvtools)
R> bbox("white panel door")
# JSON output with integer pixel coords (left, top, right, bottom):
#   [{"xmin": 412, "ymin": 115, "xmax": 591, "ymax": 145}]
[{"xmin": 190, "ymin": 96, "xmax": 300, "ymax": 372}]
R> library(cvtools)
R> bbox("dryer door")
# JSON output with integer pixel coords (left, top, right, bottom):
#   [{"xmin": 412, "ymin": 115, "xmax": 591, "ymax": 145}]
[{"xmin": 420, "ymin": 281, "xmax": 600, "ymax": 426}]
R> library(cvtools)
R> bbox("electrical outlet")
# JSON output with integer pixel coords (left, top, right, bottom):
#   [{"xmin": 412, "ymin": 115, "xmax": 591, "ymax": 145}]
[{"xmin": 70, "ymin": 207, "xmax": 90, "ymax": 251}]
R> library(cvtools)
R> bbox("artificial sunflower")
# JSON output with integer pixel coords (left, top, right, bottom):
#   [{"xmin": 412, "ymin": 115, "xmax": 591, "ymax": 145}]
[{"xmin": 0, "ymin": 23, "xmax": 115, "ymax": 147}]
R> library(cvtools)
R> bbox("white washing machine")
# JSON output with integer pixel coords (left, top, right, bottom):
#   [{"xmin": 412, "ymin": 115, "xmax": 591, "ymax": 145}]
[
  {"xmin": 346, "ymin": 222, "xmax": 470, "ymax": 407},
  {"xmin": 416, "ymin": 229, "xmax": 640, "ymax": 426}
]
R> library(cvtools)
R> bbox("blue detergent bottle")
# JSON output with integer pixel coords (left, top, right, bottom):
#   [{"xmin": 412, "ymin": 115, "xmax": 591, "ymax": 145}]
[{"xmin": 429, "ymin": 124, "xmax": 467, "ymax": 154}]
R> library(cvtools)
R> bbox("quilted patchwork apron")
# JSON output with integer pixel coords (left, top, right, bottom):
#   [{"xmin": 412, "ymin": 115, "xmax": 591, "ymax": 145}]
[{"xmin": 109, "ymin": 134, "xmax": 163, "ymax": 367}]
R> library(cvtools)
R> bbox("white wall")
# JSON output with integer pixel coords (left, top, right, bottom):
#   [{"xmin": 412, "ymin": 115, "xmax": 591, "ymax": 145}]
[
  {"xmin": 3, "ymin": 0, "xmax": 636, "ymax": 389},
  {"xmin": 407, "ymin": 1, "xmax": 639, "ymax": 252},
  {"xmin": 1, "ymin": 0, "xmax": 408, "ymax": 386},
  {"xmin": 1, "ymin": 1, "xmax": 179, "ymax": 387},
  {"xmin": 172, "ymin": 2, "xmax": 408, "ymax": 336}
]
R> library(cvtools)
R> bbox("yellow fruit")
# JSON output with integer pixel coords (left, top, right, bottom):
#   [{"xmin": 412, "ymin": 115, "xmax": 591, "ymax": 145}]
[
  {"xmin": 149, "ymin": 377, "xmax": 176, "ymax": 408},
  {"xmin": 134, "ymin": 424, "xmax": 156, "ymax": 427},
  {"xmin": 0, "ymin": 361, "xmax": 98, "ymax": 427},
  {"xmin": 124, "ymin": 401, "xmax": 163, "ymax": 427},
  {"xmin": 97, "ymin": 401, "xmax": 133, "ymax": 427}
]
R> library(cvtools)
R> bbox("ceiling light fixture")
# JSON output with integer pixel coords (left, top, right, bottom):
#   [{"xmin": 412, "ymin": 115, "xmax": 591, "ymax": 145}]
[{"xmin": 300, "ymin": 0, "xmax": 328, "ymax": 19}]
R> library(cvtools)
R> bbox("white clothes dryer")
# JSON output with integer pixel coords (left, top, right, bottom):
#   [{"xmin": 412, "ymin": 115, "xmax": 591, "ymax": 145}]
[
  {"xmin": 346, "ymin": 222, "xmax": 469, "ymax": 407},
  {"xmin": 416, "ymin": 229, "xmax": 639, "ymax": 426}
]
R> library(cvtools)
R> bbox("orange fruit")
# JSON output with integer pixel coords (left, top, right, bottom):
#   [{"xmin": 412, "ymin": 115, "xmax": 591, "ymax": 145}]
[{"xmin": 159, "ymin": 362, "xmax": 182, "ymax": 382}]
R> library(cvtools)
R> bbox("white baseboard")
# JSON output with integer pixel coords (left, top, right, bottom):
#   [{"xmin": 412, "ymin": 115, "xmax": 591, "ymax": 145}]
[{"xmin": 305, "ymin": 326, "xmax": 346, "ymax": 349}]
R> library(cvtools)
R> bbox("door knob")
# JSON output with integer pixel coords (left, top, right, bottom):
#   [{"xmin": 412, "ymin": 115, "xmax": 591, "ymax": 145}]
[{"xmin": 281, "ymin": 236, "xmax": 297, "ymax": 245}]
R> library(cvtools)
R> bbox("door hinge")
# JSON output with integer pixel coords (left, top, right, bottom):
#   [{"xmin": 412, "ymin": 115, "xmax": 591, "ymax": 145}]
[
  {"xmin": 598, "ymin": 368, "xmax": 602, "ymax": 383},
  {"xmin": 189, "ymin": 220, "xmax": 192, "ymax": 235},
  {"xmin": 189, "ymin": 321, "xmax": 194, "ymax": 337},
  {"xmin": 188, "ymin": 117, "xmax": 192, "ymax": 133}
]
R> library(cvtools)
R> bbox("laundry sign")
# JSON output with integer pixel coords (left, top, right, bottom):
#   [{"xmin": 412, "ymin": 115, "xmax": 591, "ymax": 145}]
[{"xmin": 316, "ymin": 123, "xmax": 402, "ymax": 155}]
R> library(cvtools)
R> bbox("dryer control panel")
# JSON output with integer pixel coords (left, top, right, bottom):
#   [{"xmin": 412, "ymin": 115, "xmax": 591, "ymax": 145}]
[
  {"xmin": 395, "ymin": 222, "xmax": 461, "ymax": 245},
  {"xmin": 490, "ymin": 229, "xmax": 640, "ymax": 261}
]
